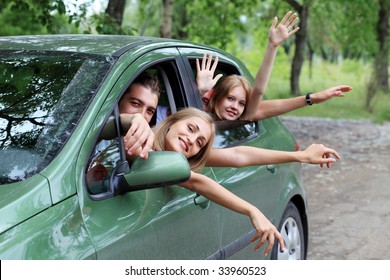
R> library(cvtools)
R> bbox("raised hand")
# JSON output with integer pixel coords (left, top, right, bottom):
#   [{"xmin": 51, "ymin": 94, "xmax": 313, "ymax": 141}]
[
  {"xmin": 268, "ymin": 11, "xmax": 300, "ymax": 48},
  {"xmin": 196, "ymin": 52, "xmax": 223, "ymax": 95}
]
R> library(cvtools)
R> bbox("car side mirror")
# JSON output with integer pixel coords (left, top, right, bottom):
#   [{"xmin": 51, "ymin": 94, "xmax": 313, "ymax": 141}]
[{"xmin": 111, "ymin": 151, "xmax": 191, "ymax": 195}]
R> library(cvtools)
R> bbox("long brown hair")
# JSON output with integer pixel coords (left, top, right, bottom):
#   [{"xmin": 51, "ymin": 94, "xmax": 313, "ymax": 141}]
[
  {"xmin": 207, "ymin": 75, "xmax": 252, "ymax": 120},
  {"xmin": 153, "ymin": 108, "xmax": 215, "ymax": 173}
]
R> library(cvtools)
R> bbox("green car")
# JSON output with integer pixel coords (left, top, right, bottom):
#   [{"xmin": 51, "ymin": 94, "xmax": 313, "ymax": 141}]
[{"xmin": 0, "ymin": 35, "xmax": 307, "ymax": 260}]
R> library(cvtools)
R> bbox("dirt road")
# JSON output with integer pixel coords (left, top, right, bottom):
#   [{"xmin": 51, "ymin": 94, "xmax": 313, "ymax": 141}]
[{"xmin": 280, "ymin": 116, "xmax": 390, "ymax": 260}]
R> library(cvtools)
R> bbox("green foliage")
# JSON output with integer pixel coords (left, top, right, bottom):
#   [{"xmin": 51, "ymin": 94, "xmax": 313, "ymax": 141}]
[
  {"xmin": 135, "ymin": 0, "xmax": 162, "ymax": 36},
  {"xmin": 0, "ymin": 0, "xmax": 137, "ymax": 35},
  {"xmin": 0, "ymin": 4, "xmax": 46, "ymax": 35},
  {"xmin": 0, "ymin": 0, "xmax": 68, "ymax": 34},
  {"xmin": 69, "ymin": 2, "xmax": 137, "ymax": 35},
  {"xmin": 84, "ymin": 12, "xmax": 138, "ymax": 35},
  {"xmin": 263, "ymin": 57, "xmax": 390, "ymax": 123},
  {"xmin": 1, "ymin": 0, "xmax": 389, "ymax": 123},
  {"xmin": 132, "ymin": 0, "xmax": 261, "ymax": 46},
  {"xmin": 173, "ymin": 0, "xmax": 259, "ymax": 48},
  {"xmin": 310, "ymin": 0, "xmax": 378, "ymax": 60}
]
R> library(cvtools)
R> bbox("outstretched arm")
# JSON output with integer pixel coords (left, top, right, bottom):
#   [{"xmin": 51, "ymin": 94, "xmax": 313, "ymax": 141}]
[
  {"xmin": 252, "ymin": 85, "xmax": 353, "ymax": 120},
  {"xmin": 207, "ymin": 143, "xmax": 341, "ymax": 168},
  {"xmin": 180, "ymin": 171, "xmax": 285, "ymax": 256},
  {"xmin": 244, "ymin": 11, "xmax": 300, "ymax": 120}
]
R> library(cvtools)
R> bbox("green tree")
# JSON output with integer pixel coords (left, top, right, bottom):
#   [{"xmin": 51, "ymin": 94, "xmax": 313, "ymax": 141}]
[
  {"xmin": 308, "ymin": 1, "xmax": 377, "ymax": 61},
  {"xmin": 0, "ymin": 0, "xmax": 68, "ymax": 34},
  {"xmin": 279, "ymin": 0, "xmax": 388, "ymax": 101},
  {"xmin": 181, "ymin": 0, "xmax": 258, "ymax": 49},
  {"xmin": 283, "ymin": 0, "xmax": 311, "ymax": 96},
  {"xmin": 374, "ymin": 0, "xmax": 389, "ymax": 93},
  {"xmin": 366, "ymin": 0, "xmax": 390, "ymax": 111},
  {"xmin": 70, "ymin": 1, "xmax": 137, "ymax": 35},
  {"xmin": 106, "ymin": 0, "xmax": 126, "ymax": 25},
  {"xmin": 159, "ymin": 0, "xmax": 173, "ymax": 38},
  {"xmin": 134, "ymin": 0, "xmax": 259, "ymax": 48}
]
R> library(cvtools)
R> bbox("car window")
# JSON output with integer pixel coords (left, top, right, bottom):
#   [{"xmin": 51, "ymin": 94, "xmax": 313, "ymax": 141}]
[
  {"xmin": 185, "ymin": 54, "xmax": 259, "ymax": 148},
  {"xmin": 0, "ymin": 51, "xmax": 112, "ymax": 184},
  {"xmin": 213, "ymin": 120, "xmax": 259, "ymax": 148},
  {"xmin": 188, "ymin": 58, "xmax": 241, "ymax": 78},
  {"xmin": 153, "ymin": 61, "xmax": 187, "ymax": 125},
  {"xmin": 86, "ymin": 59, "xmax": 187, "ymax": 198},
  {"xmin": 86, "ymin": 113, "xmax": 122, "ymax": 196}
]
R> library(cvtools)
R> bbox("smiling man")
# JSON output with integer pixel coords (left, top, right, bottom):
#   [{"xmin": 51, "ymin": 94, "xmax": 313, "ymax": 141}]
[
  {"xmin": 100, "ymin": 73, "xmax": 161, "ymax": 159},
  {"xmin": 119, "ymin": 73, "xmax": 160, "ymax": 123}
]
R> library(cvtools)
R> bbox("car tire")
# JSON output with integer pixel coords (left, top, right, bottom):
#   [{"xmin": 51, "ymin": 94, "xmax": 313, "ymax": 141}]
[{"xmin": 271, "ymin": 201, "xmax": 305, "ymax": 260}]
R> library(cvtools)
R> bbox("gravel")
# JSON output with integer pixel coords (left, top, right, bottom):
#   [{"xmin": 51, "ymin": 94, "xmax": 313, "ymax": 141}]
[{"xmin": 280, "ymin": 116, "xmax": 390, "ymax": 260}]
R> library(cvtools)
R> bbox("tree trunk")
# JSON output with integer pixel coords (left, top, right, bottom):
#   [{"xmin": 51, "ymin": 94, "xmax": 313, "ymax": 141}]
[
  {"xmin": 375, "ymin": 0, "xmax": 389, "ymax": 92},
  {"xmin": 286, "ymin": 0, "xmax": 309, "ymax": 96},
  {"xmin": 175, "ymin": 2, "xmax": 189, "ymax": 39},
  {"xmin": 106, "ymin": 0, "xmax": 126, "ymax": 26},
  {"xmin": 307, "ymin": 39, "xmax": 314, "ymax": 79},
  {"xmin": 160, "ymin": 0, "xmax": 174, "ymax": 38},
  {"xmin": 285, "ymin": 0, "xmax": 309, "ymax": 96}
]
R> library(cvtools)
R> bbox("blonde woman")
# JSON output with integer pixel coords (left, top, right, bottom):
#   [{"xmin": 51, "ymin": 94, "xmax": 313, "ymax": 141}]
[
  {"xmin": 196, "ymin": 12, "xmax": 352, "ymax": 121},
  {"xmin": 205, "ymin": 75, "xmax": 252, "ymax": 121},
  {"xmin": 135, "ymin": 108, "xmax": 340, "ymax": 256},
  {"xmin": 197, "ymin": 11, "xmax": 300, "ymax": 121}
]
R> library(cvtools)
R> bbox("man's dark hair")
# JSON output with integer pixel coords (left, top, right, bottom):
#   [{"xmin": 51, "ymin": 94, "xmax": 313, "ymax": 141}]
[{"xmin": 127, "ymin": 72, "xmax": 161, "ymax": 98}]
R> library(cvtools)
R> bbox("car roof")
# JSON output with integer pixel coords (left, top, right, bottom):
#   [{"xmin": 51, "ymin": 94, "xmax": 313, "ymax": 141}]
[{"xmin": 0, "ymin": 34, "xmax": 214, "ymax": 57}]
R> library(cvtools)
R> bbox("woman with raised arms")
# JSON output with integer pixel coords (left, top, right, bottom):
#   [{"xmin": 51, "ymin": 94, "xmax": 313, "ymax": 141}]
[{"xmin": 126, "ymin": 108, "xmax": 340, "ymax": 256}]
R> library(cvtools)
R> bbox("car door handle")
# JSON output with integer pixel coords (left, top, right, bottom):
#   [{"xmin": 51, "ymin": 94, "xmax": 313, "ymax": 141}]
[
  {"xmin": 267, "ymin": 164, "xmax": 277, "ymax": 174},
  {"xmin": 194, "ymin": 194, "xmax": 210, "ymax": 209}
]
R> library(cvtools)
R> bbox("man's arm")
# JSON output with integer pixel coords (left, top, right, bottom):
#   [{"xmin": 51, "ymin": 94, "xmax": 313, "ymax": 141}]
[{"xmin": 100, "ymin": 113, "xmax": 155, "ymax": 160}]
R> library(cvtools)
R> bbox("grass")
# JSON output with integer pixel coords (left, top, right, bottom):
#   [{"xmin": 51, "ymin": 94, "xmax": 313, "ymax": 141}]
[{"xmin": 238, "ymin": 51, "xmax": 390, "ymax": 124}]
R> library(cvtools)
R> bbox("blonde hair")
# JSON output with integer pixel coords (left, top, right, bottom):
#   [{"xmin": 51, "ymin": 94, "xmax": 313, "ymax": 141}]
[
  {"xmin": 153, "ymin": 108, "xmax": 215, "ymax": 173},
  {"xmin": 207, "ymin": 75, "xmax": 252, "ymax": 120}
]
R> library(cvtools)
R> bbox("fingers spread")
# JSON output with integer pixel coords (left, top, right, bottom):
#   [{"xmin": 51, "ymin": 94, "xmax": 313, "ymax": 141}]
[
  {"xmin": 206, "ymin": 52, "xmax": 213, "ymax": 69},
  {"xmin": 286, "ymin": 17, "xmax": 299, "ymax": 31},
  {"xmin": 210, "ymin": 56, "xmax": 219, "ymax": 72},
  {"xmin": 271, "ymin": 16, "xmax": 278, "ymax": 29},
  {"xmin": 201, "ymin": 52, "xmax": 207, "ymax": 69},
  {"xmin": 214, "ymin": 73, "xmax": 223, "ymax": 83},
  {"xmin": 280, "ymin": 11, "xmax": 292, "ymax": 25}
]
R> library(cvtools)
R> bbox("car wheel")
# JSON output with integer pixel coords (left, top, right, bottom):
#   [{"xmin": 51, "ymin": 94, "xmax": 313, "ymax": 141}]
[{"xmin": 271, "ymin": 201, "xmax": 305, "ymax": 260}]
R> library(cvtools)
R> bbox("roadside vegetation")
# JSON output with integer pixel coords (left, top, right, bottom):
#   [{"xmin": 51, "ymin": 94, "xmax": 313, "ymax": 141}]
[
  {"xmin": 236, "ymin": 47, "xmax": 390, "ymax": 124},
  {"xmin": 1, "ymin": 0, "xmax": 389, "ymax": 123}
]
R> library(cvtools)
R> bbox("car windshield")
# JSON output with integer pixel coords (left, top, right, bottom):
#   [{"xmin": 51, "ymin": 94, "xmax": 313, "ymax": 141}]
[{"xmin": 0, "ymin": 50, "xmax": 113, "ymax": 184}]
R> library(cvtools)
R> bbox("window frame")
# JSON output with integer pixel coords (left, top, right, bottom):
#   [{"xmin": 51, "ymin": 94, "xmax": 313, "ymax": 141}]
[
  {"xmin": 85, "ymin": 53, "xmax": 191, "ymax": 200},
  {"xmin": 179, "ymin": 49, "xmax": 261, "ymax": 148}
]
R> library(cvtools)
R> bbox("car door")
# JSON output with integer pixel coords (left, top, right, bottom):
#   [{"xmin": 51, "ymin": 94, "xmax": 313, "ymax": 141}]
[
  {"xmin": 77, "ymin": 48, "xmax": 221, "ymax": 259},
  {"xmin": 209, "ymin": 119, "xmax": 288, "ymax": 259},
  {"xmin": 178, "ymin": 47, "xmax": 287, "ymax": 259}
]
